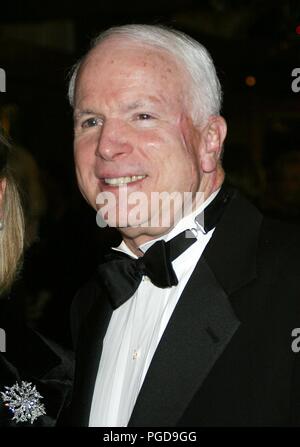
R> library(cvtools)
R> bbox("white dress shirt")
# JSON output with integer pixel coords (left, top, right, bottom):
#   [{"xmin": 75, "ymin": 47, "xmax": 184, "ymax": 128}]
[{"xmin": 89, "ymin": 190, "xmax": 219, "ymax": 427}]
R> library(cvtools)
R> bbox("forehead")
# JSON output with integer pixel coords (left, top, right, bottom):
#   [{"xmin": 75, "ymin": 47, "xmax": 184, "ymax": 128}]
[{"xmin": 74, "ymin": 38, "xmax": 187, "ymax": 107}]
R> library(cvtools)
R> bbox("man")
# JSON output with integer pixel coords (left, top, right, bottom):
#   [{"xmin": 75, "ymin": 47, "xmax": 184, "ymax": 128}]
[{"xmin": 64, "ymin": 24, "xmax": 300, "ymax": 426}]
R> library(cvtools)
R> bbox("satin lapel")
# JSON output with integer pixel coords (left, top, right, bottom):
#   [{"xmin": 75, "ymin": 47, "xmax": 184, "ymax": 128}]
[
  {"xmin": 69, "ymin": 286, "xmax": 113, "ymax": 426},
  {"xmin": 129, "ymin": 256, "xmax": 240, "ymax": 427},
  {"xmin": 129, "ymin": 191, "xmax": 263, "ymax": 427}
]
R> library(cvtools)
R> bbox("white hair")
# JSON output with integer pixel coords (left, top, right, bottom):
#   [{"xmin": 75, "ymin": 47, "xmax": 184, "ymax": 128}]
[{"xmin": 68, "ymin": 24, "xmax": 223, "ymax": 124}]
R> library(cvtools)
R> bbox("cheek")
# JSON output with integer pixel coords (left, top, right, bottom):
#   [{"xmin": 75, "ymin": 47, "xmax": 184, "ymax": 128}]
[
  {"xmin": 74, "ymin": 140, "xmax": 94, "ymax": 174},
  {"xmin": 179, "ymin": 120, "xmax": 201, "ymax": 173},
  {"xmin": 144, "ymin": 134, "xmax": 195, "ymax": 192},
  {"xmin": 179, "ymin": 114, "xmax": 200, "ymax": 154},
  {"xmin": 137, "ymin": 126, "xmax": 197, "ymax": 188},
  {"xmin": 134, "ymin": 131, "xmax": 173, "ymax": 185},
  {"xmin": 139, "ymin": 124, "xmax": 184, "ymax": 162},
  {"xmin": 137, "ymin": 130, "xmax": 166, "ymax": 159}
]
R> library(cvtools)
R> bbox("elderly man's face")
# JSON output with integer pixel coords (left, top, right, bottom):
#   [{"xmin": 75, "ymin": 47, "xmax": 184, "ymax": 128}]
[{"xmin": 73, "ymin": 39, "xmax": 224, "ymax": 243}]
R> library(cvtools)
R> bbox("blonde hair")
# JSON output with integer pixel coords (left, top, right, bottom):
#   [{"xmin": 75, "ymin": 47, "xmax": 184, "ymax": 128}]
[{"xmin": 0, "ymin": 135, "xmax": 25, "ymax": 295}]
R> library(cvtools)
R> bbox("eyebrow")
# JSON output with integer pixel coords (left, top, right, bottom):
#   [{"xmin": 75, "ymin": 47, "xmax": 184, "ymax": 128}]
[
  {"xmin": 124, "ymin": 101, "xmax": 147, "ymax": 112},
  {"xmin": 73, "ymin": 109, "xmax": 97, "ymax": 119},
  {"xmin": 123, "ymin": 97, "xmax": 162, "ymax": 111},
  {"xmin": 73, "ymin": 96, "xmax": 164, "ymax": 119}
]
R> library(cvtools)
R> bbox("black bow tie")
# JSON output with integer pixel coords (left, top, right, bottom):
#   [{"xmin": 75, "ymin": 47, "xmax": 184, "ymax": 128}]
[
  {"xmin": 98, "ymin": 230, "xmax": 197, "ymax": 309},
  {"xmin": 97, "ymin": 183, "xmax": 234, "ymax": 309}
]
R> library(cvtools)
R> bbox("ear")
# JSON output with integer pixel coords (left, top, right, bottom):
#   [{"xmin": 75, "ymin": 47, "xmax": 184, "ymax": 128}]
[
  {"xmin": 199, "ymin": 116, "xmax": 227, "ymax": 173},
  {"xmin": 0, "ymin": 178, "xmax": 7, "ymax": 211}
]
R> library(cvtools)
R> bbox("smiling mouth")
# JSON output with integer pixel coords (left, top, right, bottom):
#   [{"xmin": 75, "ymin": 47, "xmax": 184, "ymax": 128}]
[{"xmin": 103, "ymin": 175, "xmax": 146, "ymax": 186}]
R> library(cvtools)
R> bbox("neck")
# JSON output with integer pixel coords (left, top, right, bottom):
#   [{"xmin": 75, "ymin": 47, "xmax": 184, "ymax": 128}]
[{"xmin": 121, "ymin": 170, "xmax": 225, "ymax": 256}]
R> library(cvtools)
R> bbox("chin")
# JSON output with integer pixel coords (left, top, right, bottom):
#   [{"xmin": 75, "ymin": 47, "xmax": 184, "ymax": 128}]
[{"xmin": 119, "ymin": 224, "xmax": 172, "ymax": 242}]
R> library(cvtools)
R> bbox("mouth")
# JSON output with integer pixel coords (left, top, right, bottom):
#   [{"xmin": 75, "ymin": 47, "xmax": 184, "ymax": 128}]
[{"xmin": 102, "ymin": 175, "xmax": 147, "ymax": 186}]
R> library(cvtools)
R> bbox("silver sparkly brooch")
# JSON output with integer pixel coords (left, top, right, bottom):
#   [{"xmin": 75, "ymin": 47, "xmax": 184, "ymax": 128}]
[{"xmin": 1, "ymin": 381, "xmax": 46, "ymax": 424}]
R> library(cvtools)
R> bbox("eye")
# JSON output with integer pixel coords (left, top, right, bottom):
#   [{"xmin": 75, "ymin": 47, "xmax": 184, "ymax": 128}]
[
  {"xmin": 136, "ymin": 113, "xmax": 153, "ymax": 121},
  {"xmin": 81, "ymin": 117, "xmax": 103, "ymax": 128}
]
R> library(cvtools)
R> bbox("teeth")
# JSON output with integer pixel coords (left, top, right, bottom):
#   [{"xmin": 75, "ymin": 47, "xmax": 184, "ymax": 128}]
[{"xmin": 104, "ymin": 175, "xmax": 146, "ymax": 185}]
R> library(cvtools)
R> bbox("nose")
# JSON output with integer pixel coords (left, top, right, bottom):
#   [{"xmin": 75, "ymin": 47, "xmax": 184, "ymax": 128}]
[{"xmin": 95, "ymin": 118, "xmax": 133, "ymax": 161}]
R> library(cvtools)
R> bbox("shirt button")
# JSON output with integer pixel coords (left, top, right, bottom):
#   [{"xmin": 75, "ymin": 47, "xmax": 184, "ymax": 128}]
[
  {"xmin": 133, "ymin": 349, "xmax": 140, "ymax": 360},
  {"xmin": 142, "ymin": 275, "xmax": 150, "ymax": 282}
]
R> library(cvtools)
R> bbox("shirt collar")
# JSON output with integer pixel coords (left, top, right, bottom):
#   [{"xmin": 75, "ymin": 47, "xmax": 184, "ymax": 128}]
[{"xmin": 113, "ymin": 189, "xmax": 220, "ymax": 257}]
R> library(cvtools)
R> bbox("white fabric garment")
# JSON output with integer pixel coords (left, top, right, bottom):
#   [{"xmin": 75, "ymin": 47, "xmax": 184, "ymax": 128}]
[{"xmin": 89, "ymin": 190, "xmax": 219, "ymax": 427}]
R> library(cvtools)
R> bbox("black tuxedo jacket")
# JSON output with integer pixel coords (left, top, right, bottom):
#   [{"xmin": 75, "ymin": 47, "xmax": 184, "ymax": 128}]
[{"xmin": 65, "ymin": 188, "xmax": 300, "ymax": 426}]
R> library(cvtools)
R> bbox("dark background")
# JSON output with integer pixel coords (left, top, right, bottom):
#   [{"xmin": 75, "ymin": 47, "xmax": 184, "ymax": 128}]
[{"xmin": 1, "ymin": 0, "xmax": 300, "ymax": 347}]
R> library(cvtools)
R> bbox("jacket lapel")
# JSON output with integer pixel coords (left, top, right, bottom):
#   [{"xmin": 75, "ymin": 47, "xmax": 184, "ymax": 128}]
[
  {"xmin": 129, "ymin": 256, "xmax": 239, "ymax": 426},
  {"xmin": 129, "ymin": 191, "xmax": 263, "ymax": 426},
  {"xmin": 68, "ymin": 282, "xmax": 113, "ymax": 426}
]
